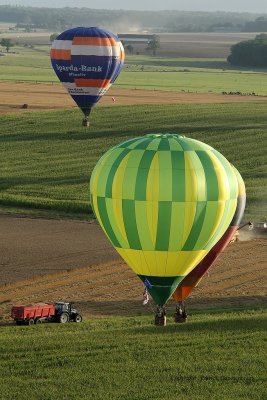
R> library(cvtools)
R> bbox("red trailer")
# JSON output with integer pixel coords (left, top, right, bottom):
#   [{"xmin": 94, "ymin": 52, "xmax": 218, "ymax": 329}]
[
  {"xmin": 11, "ymin": 302, "xmax": 82, "ymax": 325},
  {"xmin": 11, "ymin": 303, "xmax": 55, "ymax": 325}
]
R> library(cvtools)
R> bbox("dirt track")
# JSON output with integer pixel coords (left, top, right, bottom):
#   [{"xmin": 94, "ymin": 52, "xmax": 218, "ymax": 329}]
[
  {"xmin": 0, "ymin": 82, "xmax": 266, "ymax": 115},
  {"xmin": 0, "ymin": 215, "xmax": 266, "ymax": 321}
]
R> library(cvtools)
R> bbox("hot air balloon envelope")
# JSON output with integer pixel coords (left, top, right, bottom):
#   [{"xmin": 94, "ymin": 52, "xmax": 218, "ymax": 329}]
[
  {"xmin": 50, "ymin": 27, "xmax": 124, "ymax": 122},
  {"xmin": 90, "ymin": 134, "xmax": 239, "ymax": 305}
]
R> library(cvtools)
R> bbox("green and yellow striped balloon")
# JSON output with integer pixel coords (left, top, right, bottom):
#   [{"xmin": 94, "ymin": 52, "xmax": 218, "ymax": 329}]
[{"xmin": 90, "ymin": 134, "xmax": 239, "ymax": 305}]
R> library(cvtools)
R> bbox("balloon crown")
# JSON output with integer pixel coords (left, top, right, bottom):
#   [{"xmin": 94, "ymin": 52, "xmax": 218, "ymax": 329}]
[{"xmin": 146, "ymin": 133, "xmax": 186, "ymax": 139}]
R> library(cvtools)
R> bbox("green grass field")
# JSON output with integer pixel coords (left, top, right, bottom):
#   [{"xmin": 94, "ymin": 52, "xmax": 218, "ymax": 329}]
[
  {"xmin": 0, "ymin": 308, "xmax": 266, "ymax": 400},
  {"xmin": 0, "ymin": 102, "xmax": 266, "ymax": 221},
  {"xmin": 0, "ymin": 47, "xmax": 267, "ymax": 94}
]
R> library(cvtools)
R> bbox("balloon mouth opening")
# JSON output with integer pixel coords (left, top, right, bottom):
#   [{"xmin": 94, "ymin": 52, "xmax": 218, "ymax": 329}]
[{"xmin": 146, "ymin": 133, "xmax": 186, "ymax": 139}]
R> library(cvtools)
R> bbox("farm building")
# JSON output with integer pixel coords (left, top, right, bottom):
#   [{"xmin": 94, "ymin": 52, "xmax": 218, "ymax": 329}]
[{"xmin": 118, "ymin": 34, "xmax": 160, "ymax": 43}]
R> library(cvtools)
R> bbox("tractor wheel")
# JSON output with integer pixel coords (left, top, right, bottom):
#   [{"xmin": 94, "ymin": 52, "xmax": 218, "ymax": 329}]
[
  {"xmin": 74, "ymin": 314, "xmax": 82, "ymax": 323},
  {"xmin": 35, "ymin": 318, "xmax": 42, "ymax": 325},
  {"xmin": 59, "ymin": 313, "xmax": 69, "ymax": 323},
  {"xmin": 28, "ymin": 319, "xmax": 35, "ymax": 326}
]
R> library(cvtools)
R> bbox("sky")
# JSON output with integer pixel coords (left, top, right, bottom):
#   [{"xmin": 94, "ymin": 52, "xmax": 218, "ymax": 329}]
[{"xmin": 0, "ymin": 0, "xmax": 266, "ymax": 14}]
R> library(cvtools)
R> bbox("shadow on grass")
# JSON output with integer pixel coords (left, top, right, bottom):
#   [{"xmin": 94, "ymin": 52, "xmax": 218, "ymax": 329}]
[
  {"xmin": 0, "ymin": 122, "xmax": 266, "ymax": 143},
  {"xmin": 0, "ymin": 175, "xmax": 89, "ymax": 190},
  {"xmin": 74, "ymin": 295, "xmax": 267, "ymax": 318},
  {"xmin": 125, "ymin": 58, "xmax": 267, "ymax": 72}
]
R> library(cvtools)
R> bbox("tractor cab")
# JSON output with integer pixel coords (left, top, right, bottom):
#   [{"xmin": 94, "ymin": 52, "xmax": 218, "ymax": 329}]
[{"xmin": 54, "ymin": 302, "xmax": 82, "ymax": 323}]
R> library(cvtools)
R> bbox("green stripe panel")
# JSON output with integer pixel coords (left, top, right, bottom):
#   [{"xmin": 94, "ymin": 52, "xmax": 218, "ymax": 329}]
[
  {"xmin": 155, "ymin": 201, "xmax": 172, "ymax": 251},
  {"xmin": 138, "ymin": 275, "xmax": 184, "ymax": 305},
  {"xmin": 196, "ymin": 151, "xmax": 219, "ymax": 201},
  {"xmin": 117, "ymin": 138, "xmax": 139, "ymax": 148},
  {"xmin": 158, "ymin": 138, "xmax": 170, "ymax": 150},
  {"xmin": 97, "ymin": 197, "xmax": 120, "ymax": 247},
  {"xmin": 182, "ymin": 201, "xmax": 207, "ymax": 251},
  {"xmin": 135, "ymin": 150, "xmax": 156, "ymax": 201},
  {"xmin": 171, "ymin": 151, "xmax": 185, "ymax": 202},
  {"xmin": 158, "ymin": 151, "xmax": 172, "ymax": 201},
  {"xmin": 134, "ymin": 138, "xmax": 153, "ymax": 149},
  {"xmin": 105, "ymin": 149, "xmax": 130, "ymax": 198},
  {"xmin": 122, "ymin": 199, "xmax": 142, "ymax": 250}
]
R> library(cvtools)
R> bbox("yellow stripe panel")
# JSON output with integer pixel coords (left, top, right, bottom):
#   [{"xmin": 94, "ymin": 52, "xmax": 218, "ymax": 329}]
[
  {"xmin": 207, "ymin": 200, "xmax": 226, "ymax": 242},
  {"xmin": 168, "ymin": 203, "xmax": 185, "ymax": 250},
  {"xmin": 217, "ymin": 198, "xmax": 237, "ymax": 240},
  {"xmin": 182, "ymin": 202, "xmax": 197, "ymax": 247},
  {"xmin": 112, "ymin": 153, "xmax": 130, "ymax": 200},
  {"xmin": 207, "ymin": 150, "xmax": 230, "ymax": 201},
  {"xmin": 184, "ymin": 152, "xmax": 198, "ymax": 201},
  {"xmin": 231, "ymin": 165, "xmax": 246, "ymax": 196},
  {"xmin": 146, "ymin": 153, "xmax": 158, "ymax": 201},
  {"xmin": 115, "ymin": 248, "xmax": 208, "ymax": 276}
]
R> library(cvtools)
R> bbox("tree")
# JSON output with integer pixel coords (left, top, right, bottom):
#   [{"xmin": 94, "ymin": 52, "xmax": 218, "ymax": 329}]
[
  {"xmin": 228, "ymin": 34, "xmax": 267, "ymax": 67},
  {"xmin": 0, "ymin": 38, "xmax": 14, "ymax": 53},
  {"xmin": 50, "ymin": 33, "xmax": 59, "ymax": 42},
  {"xmin": 125, "ymin": 44, "xmax": 134, "ymax": 54},
  {"xmin": 146, "ymin": 37, "xmax": 160, "ymax": 56}
]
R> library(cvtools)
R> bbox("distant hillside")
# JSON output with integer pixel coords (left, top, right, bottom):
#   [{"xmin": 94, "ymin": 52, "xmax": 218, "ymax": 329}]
[{"xmin": 0, "ymin": 5, "xmax": 265, "ymax": 33}]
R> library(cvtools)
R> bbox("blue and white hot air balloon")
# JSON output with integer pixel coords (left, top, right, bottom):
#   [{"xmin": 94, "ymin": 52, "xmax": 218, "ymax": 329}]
[{"xmin": 50, "ymin": 27, "xmax": 124, "ymax": 126}]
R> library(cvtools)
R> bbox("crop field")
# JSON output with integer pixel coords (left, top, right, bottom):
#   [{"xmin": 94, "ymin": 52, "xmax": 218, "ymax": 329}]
[
  {"xmin": 0, "ymin": 102, "xmax": 266, "ymax": 221},
  {"xmin": 0, "ymin": 30, "xmax": 266, "ymax": 400},
  {"xmin": 0, "ymin": 309, "xmax": 266, "ymax": 400},
  {"xmin": 0, "ymin": 46, "xmax": 267, "ymax": 95}
]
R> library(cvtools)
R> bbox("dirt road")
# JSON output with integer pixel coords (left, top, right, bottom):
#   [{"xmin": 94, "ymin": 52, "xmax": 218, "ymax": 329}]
[
  {"xmin": 0, "ymin": 215, "xmax": 266, "ymax": 321},
  {"xmin": 0, "ymin": 215, "xmax": 119, "ymax": 286},
  {"xmin": 0, "ymin": 82, "xmax": 266, "ymax": 115}
]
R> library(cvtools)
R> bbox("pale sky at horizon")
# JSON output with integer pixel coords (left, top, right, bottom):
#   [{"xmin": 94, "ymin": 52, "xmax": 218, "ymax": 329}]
[{"xmin": 0, "ymin": 0, "xmax": 266, "ymax": 14}]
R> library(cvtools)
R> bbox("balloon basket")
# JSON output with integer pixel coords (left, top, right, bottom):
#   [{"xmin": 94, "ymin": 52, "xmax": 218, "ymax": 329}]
[
  {"xmin": 174, "ymin": 302, "xmax": 187, "ymax": 323},
  {"xmin": 154, "ymin": 306, "xmax": 167, "ymax": 326},
  {"xmin": 82, "ymin": 118, "xmax": 90, "ymax": 127}
]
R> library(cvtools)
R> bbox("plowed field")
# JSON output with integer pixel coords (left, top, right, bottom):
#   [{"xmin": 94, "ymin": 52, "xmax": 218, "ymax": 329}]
[
  {"xmin": 0, "ymin": 82, "xmax": 266, "ymax": 115},
  {"xmin": 0, "ymin": 216, "xmax": 266, "ymax": 322}
]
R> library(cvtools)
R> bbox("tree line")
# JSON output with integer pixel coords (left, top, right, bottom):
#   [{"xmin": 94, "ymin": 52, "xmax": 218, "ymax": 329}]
[
  {"xmin": 0, "ymin": 5, "xmax": 266, "ymax": 33},
  {"xmin": 228, "ymin": 34, "xmax": 267, "ymax": 67}
]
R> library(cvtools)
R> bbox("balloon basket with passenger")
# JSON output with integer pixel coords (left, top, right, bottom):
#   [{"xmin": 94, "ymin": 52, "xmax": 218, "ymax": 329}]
[
  {"xmin": 174, "ymin": 301, "xmax": 187, "ymax": 323},
  {"xmin": 154, "ymin": 306, "xmax": 167, "ymax": 326}
]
